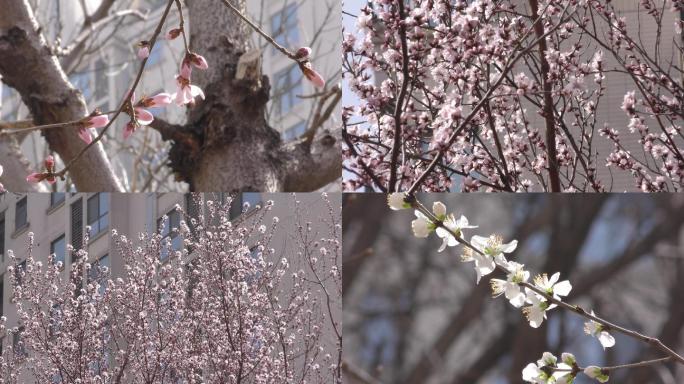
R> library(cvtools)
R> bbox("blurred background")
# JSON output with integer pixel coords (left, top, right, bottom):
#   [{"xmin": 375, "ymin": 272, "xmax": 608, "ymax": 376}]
[{"xmin": 343, "ymin": 194, "xmax": 684, "ymax": 384}]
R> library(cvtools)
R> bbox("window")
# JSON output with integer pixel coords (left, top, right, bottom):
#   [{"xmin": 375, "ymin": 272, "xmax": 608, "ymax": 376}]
[
  {"xmin": 87, "ymin": 194, "xmax": 109, "ymax": 236},
  {"xmin": 13, "ymin": 326, "xmax": 26, "ymax": 357},
  {"xmin": 69, "ymin": 72, "xmax": 92, "ymax": 101},
  {"xmin": 282, "ymin": 121, "xmax": 307, "ymax": 141},
  {"xmin": 50, "ymin": 192, "xmax": 66, "ymax": 208},
  {"xmin": 0, "ymin": 214, "xmax": 5, "ymax": 263},
  {"xmin": 273, "ymin": 65, "xmax": 302, "ymax": 116},
  {"xmin": 159, "ymin": 210, "xmax": 182, "ymax": 260},
  {"xmin": 71, "ymin": 198, "xmax": 83, "ymax": 251},
  {"xmin": 49, "ymin": 304, "xmax": 62, "ymax": 338},
  {"xmin": 230, "ymin": 193, "xmax": 262, "ymax": 219},
  {"xmin": 88, "ymin": 254, "xmax": 110, "ymax": 295},
  {"xmin": 15, "ymin": 260, "xmax": 26, "ymax": 286},
  {"xmin": 94, "ymin": 59, "xmax": 109, "ymax": 102},
  {"xmin": 271, "ymin": 4, "xmax": 299, "ymax": 54},
  {"xmin": 15, "ymin": 196, "xmax": 27, "ymax": 231},
  {"xmin": 51, "ymin": 235, "xmax": 66, "ymax": 268}
]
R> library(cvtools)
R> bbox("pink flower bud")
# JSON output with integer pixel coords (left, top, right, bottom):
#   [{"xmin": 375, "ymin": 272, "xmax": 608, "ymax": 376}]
[
  {"xmin": 295, "ymin": 47, "xmax": 312, "ymax": 61},
  {"xmin": 44, "ymin": 155, "xmax": 55, "ymax": 171},
  {"xmin": 26, "ymin": 173, "xmax": 45, "ymax": 183},
  {"xmin": 137, "ymin": 45, "xmax": 150, "ymax": 60},
  {"xmin": 137, "ymin": 41, "xmax": 151, "ymax": 60},
  {"xmin": 166, "ymin": 28, "xmax": 182, "ymax": 40},
  {"xmin": 300, "ymin": 63, "xmax": 326, "ymax": 88},
  {"xmin": 188, "ymin": 53, "xmax": 209, "ymax": 70}
]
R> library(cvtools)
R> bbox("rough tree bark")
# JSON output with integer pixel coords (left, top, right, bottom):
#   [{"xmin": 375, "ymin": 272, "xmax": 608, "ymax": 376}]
[
  {"xmin": 0, "ymin": 0, "xmax": 124, "ymax": 192},
  {"xmin": 162, "ymin": 0, "xmax": 341, "ymax": 192}
]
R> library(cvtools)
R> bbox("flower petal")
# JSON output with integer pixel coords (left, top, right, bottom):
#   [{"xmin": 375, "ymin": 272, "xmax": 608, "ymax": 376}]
[
  {"xmin": 78, "ymin": 127, "xmax": 93, "ymax": 144},
  {"xmin": 135, "ymin": 108, "xmax": 154, "ymax": 125},
  {"xmin": 553, "ymin": 280, "xmax": 572, "ymax": 297}
]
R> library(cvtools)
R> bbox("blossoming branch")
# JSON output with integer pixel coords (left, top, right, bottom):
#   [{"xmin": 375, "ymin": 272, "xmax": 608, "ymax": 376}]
[{"xmin": 387, "ymin": 192, "xmax": 684, "ymax": 383}]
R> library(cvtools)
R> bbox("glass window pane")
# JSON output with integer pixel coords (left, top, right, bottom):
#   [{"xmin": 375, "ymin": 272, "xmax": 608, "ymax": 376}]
[
  {"xmin": 51, "ymin": 235, "xmax": 66, "ymax": 266},
  {"xmin": 87, "ymin": 196, "xmax": 99, "ymax": 225}
]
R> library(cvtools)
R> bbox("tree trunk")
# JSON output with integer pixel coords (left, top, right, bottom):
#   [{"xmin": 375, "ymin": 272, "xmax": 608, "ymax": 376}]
[{"xmin": 0, "ymin": 0, "xmax": 123, "ymax": 192}]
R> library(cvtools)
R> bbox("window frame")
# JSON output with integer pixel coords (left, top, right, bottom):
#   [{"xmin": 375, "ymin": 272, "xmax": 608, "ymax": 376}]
[
  {"xmin": 158, "ymin": 209, "xmax": 182, "ymax": 261},
  {"xmin": 272, "ymin": 65, "xmax": 303, "ymax": 116},
  {"xmin": 14, "ymin": 196, "xmax": 28, "ymax": 232},
  {"xmin": 87, "ymin": 193, "xmax": 109, "ymax": 237},
  {"xmin": 50, "ymin": 234, "xmax": 67, "ymax": 268}
]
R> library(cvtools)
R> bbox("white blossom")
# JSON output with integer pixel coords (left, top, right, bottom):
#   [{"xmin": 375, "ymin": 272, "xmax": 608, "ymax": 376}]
[
  {"xmin": 584, "ymin": 311, "xmax": 615, "ymax": 349},
  {"xmin": 490, "ymin": 261, "xmax": 529, "ymax": 307},
  {"xmin": 436, "ymin": 214, "xmax": 477, "ymax": 252},
  {"xmin": 387, "ymin": 193, "xmax": 411, "ymax": 210},
  {"xmin": 584, "ymin": 366, "xmax": 609, "ymax": 382}
]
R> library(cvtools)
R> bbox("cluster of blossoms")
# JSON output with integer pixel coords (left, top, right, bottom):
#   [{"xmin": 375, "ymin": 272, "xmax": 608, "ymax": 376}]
[
  {"xmin": 522, "ymin": 352, "xmax": 609, "ymax": 384},
  {"xmin": 388, "ymin": 193, "xmax": 619, "ymax": 382},
  {"xmin": 0, "ymin": 196, "xmax": 341, "ymax": 383},
  {"xmin": 343, "ymin": 0, "xmax": 683, "ymax": 192}
]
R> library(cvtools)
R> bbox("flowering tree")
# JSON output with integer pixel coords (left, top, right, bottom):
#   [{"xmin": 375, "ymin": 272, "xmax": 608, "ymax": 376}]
[
  {"xmin": 343, "ymin": 193, "xmax": 684, "ymax": 383},
  {"xmin": 0, "ymin": 193, "xmax": 341, "ymax": 383},
  {"xmin": 343, "ymin": 0, "xmax": 683, "ymax": 192},
  {"xmin": 0, "ymin": 0, "xmax": 341, "ymax": 192}
]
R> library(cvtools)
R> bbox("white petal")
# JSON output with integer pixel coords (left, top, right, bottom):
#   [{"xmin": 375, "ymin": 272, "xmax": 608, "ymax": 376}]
[
  {"xmin": 500, "ymin": 239, "xmax": 518, "ymax": 253},
  {"xmin": 190, "ymin": 85, "xmax": 205, "ymax": 100},
  {"xmin": 548, "ymin": 272, "xmax": 561, "ymax": 285},
  {"xmin": 528, "ymin": 309, "xmax": 544, "ymax": 328},
  {"xmin": 599, "ymin": 331, "xmax": 615, "ymax": 348},
  {"xmin": 432, "ymin": 201, "xmax": 446, "ymax": 217},
  {"xmin": 438, "ymin": 238, "xmax": 448, "ymax": 253},
  {"xmin": 521, "ymin": 363, "xmax": 540, "ymax": 381},
  {"xmin": 470, "ymin": 235, "xmax": 488, "ymax": 250},
  {"xmin": 553, "ymin": 280, "xmax": 572, "ymax": 297}
]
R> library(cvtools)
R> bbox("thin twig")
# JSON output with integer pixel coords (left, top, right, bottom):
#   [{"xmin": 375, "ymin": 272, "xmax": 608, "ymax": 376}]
[{"xmin": 408, "ymin": 197, "xmax": 684, "ymax": 366}]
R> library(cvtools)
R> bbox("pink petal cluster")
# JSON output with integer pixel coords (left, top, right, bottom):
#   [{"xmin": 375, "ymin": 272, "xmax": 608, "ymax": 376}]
[
  {"xmin": 26, "ymin": 155, "xmax": 57, "ymax": 185},
  {"xmin": 295, "ymin": 47, "xmax": 326, "ymax": 89},
  {"xmin": 172, "ymin": 54, "xmax": 208, "ymax": 106},
  {"xmin": 125, "ymin": 92, "xmax": 173, "ymax": 139}
]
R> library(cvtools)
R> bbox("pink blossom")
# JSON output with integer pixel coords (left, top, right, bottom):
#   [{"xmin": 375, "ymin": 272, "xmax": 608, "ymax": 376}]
[
  {"xmin": 621, "ymin": 91, "xmax": 636, "ymax": 114},
  {"xmin": 148, "ymin": 93, "xmax": 173, "ymax": 107},
  {"xmin": 79, "ymin": 114, "xmax": 108, "ymax": 144},
  {"xmin": 86, "ymin": 114, "xmax": 109, "ymax": 128},
  {"xmin": 173, "ymin": 73, "xmax": 205, "ymax": 106}
]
